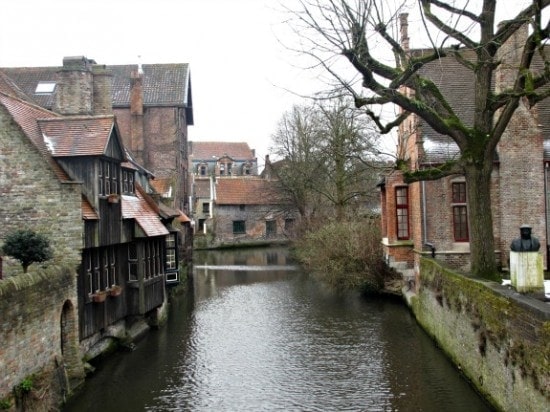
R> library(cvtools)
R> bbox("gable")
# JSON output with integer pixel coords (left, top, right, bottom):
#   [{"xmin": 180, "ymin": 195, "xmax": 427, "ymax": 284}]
[
  {"xmin": 37, "ymin": 116, "xmax": 122, "ymax": 159},
  {"xmin": 0, "ymin": 92, "xmax": 69, "ymax": 181}
]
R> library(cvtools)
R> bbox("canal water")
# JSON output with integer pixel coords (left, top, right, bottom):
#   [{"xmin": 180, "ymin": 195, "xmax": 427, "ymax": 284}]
[{"xmin": 64, "ymin": 247, "xmax": 493, "ymax": 411}]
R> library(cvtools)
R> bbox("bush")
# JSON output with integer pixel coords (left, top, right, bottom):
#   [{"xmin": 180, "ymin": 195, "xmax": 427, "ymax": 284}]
[
  {"xmin": 1, "ymin": 230, "xmax": 53, "ymax": 273},
  {"xmin": 294, "ymin": 217, "xmax": 394, "ymax": 293}
]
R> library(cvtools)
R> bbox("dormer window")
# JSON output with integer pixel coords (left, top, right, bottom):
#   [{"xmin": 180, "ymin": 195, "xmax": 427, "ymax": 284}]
[
  {"xmin": 198, "ymin": 164, "xmax": 208, "ymax": 176},
  {"xmin": 122, "ymin": 170, "xmax": 135, "ymax": 195},
  {"xmin": 35, "ymin": 81, "xmax": 56, "ymax": 94},
  {"xmin": 218, "ymin": 159, "xmax": 233, "ymax": 176},
  {"xmin": 99, "ymin": 159, "xmax": 120, "ymax": 196}
]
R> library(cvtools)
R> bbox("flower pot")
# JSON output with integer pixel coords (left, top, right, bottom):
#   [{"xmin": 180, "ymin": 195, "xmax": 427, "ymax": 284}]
[
  {"xmin": 109, "ymin": 285, "xmax": 122, "ymax": 297},
  {"xmin": 92, "ymin": 291, "xmax": 107, "ymax": 303}
]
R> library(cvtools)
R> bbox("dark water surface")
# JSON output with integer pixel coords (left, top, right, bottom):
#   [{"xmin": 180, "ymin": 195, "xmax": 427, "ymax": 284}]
[{"xmin": 64, "ymin": 247, "xmax": 493, "ymax": 411}]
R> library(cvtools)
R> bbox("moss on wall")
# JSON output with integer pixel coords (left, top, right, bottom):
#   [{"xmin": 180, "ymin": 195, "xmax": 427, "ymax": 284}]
[{"xmin": 411, "ymin": 258, "xmax": 549, "ymax": 411}]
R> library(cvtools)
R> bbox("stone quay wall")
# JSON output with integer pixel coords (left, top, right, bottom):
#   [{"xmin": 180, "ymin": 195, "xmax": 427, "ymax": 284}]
[
  {"xmin": 408, "ymin": 257, "xmax": 549, "ymax": 411},
  {"xmin": 0, "ymin": 266, "xmax": 84, "ymax": 409}
]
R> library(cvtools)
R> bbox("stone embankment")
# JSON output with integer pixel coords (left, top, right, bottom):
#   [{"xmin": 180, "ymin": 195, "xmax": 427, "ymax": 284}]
[{"xmin": 401, "ymin": 257, "xmax": 549, "ymax": 412}]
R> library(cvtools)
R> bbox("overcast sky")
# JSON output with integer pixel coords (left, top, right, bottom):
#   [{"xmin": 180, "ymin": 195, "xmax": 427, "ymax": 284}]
[
  {"xmin": 0, "ymin": 0, "xmax": 328, "ymax": 167},
  {"xmin": 1, "ymin": 1, "xmax": 536, "ymax": 167}
]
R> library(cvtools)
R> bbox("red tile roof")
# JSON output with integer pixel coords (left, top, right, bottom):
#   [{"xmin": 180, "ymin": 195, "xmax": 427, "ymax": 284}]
[
  {"xmin": 190, "ymin": 141, "xmax": 255, "ymax": 160},
  {"xmin": 215, "ymin": 178, "xmax": 281, "ymax": 205},
  {"xmin": 37, "ymin": 116, "xmax": 115, "ymax": 157},
  {"xmin": 82, "ymin": 196, "xmax": 98, "ymax": 220},
  {"xmin": 121, "ymin": 191, "xmax": 169, "ymax": 237},
  {"xmin": 150, "ymin": 178, "xmax": 173, "ymax": 198}
]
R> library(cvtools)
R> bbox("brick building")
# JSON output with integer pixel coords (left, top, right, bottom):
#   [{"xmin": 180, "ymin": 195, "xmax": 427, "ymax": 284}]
[
  {"xmin": 379, "ymin": 20, "xmax": 550, "ymax": 276},
  {"xmin": 0, "ymin": 58, "xmax": 193, "ymax": 225},
  {"xmin": 188, "ymin": 141, "xmax": 258, "ymax": 234},
  {"xmin": 0, "ymin": 57, "xmax": 187, "ymax": 407}
]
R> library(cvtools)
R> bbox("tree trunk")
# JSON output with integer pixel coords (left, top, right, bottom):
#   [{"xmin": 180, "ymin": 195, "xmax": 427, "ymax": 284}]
[{"xmin": 464, "ymin": 163, "xmax": 499, "ymax": 280}]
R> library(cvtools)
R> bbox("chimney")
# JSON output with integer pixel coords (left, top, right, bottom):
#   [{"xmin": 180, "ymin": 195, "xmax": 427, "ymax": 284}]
[
  {"xmin": 495, "ymin": 22, "xmax": 529, "ymax": 92},
  {"xmin": 53, "ymin": 56, "xmax": 94, "ymax": 115},
  {"xmin": 399, "ymin": 13, "xmax": 409, "ymax": 52},
  {"xmin": 92, "ymin": 64, "xmax": 113, "ymax": 115},
  {"xmin": 130, "ymin": 67, "xmax": 145, "ymax": 164}
]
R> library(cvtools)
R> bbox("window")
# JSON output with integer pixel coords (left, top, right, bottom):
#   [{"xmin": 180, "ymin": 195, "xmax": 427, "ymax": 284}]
[
  {"xmin": 266, "ymin": 220, "xmax": 277, "ymax": 237},
  {"xmin": 35, "ymin": 81, "xmax": 56, "ymax": 94},
  {"xmin": 128, "ymin": 243, "xmax": 138, "ymax": 281},
  {"xmin": 109, "ymin": 249, "xmax": 117, "ymax": 286},
  {"xmin": 85, "ymin": 253, "xmax": 93, "ymax": 296},
  {"xmin": 99, "ymin": 160, "xmax": 120, "ymax": 196},
  {"xmin": 122, "ymin": 170, "xmax": 134, "ymax": 194},
  {"xmin": 452, "ymin": 182, "xmax": 469, "ymax": 241},
  {"xmin": 165, "ymin": 233, "xmax": 177, "ymax": 270},
  {"xmin": 239, "ymin": 204, "xmax": 245, "ymax": 211},
  {"xmin": 198, "ymin": 164, "xmax": 207, "ymax": 176},
  {"xmin": 243, "ymin": 163, "xmax": 252, "ymax": 175},
  {"xmin": 93, "ymin": 252, "xmax": 101, "ymax": 292},
  {"xmin": 395, "ymin": 187, "xmax": 409, "ymax": 240},
  {"xmin": 219, "ymin": 160, "xmax": 233, "ymax": 176},
  {"xmin": 233, "ymin": 220, "xmax": 246, "ymax": 234},
  {"xmin": 202, "ymin": 202, "xmax": 210, "ymax": 214}
]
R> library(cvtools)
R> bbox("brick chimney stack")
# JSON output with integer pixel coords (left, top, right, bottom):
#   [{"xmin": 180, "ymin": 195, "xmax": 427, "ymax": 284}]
[
  {"xmin": 130, "ymin": 67, "xmax": 145, "ymax": 164},
  {"xmin": 92, "ymin": 64, "xmax": 113, "ymax": 115},
  {"xmin": 53, "ymin": 56, "xmax": 94, "ymax": 115},
  {"xmin": 399, "ymin": 13, "xmax": 409, "ymax": 52}
]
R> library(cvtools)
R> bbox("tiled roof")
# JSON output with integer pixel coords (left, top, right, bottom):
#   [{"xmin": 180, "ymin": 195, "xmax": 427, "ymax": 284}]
[
  {"xmin": 0, "ymin": 70, "xmax": 32, "ymax": 101},
  {"xmin": 82, "ymin": 195, "xmax": 98, "ymax": 220},
  {"xmin": 109, "ymin": 64, "xmax": 190, "ymax": 107},
  {"xmin": 0, "ymin": 63, "xmax": 190, "ymax": 108},
  {"xmin": 150, "ymin": 178, "xmax": 173, "ymax": 198},
  {"xmin": 122, "ymin": 191, "xmax": 168, "ymax": 237},
  {"xmin": 189, "ymin": 141, "xmax": 255, "ymax": 160},
  {"xmin": 413, "ymin": 48, "xmax": 550, "ymax": 163},
  {"xmin": 0, "ymin": 67, "xmax": 58, "ymax": 108},
  {"xmin": 37, "ymin": 116, "xmax": 114, "ymax": 157},
  {"xmin": 215, "ymin": 178, "xmax": 281, "ymax": 205},
  {"xmin": 0, "ymin": 92, "xmax": 70, "ymax": 181}
]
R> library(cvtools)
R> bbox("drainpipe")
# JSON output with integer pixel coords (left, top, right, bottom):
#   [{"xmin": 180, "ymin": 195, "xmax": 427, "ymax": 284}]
[
  {"xmin": 422, "ymin": 180, "xmax": 427, "ymax": 246},
  {"xmin": 545, "ymin": 163, "xmax": 549, "ymax": 268}
]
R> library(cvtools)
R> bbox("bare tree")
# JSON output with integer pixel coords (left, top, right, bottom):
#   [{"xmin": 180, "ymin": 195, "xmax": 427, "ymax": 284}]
[
  {"xmin": 270, "ymin": 100, "xmax": 382, "ymax": 222},
  {"xmin": 287, "ymin": 0, "xmax": 550, "ymax": 279}
]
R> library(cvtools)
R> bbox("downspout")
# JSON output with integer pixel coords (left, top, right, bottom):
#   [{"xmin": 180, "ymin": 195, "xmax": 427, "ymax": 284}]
[
  {"xmin": 422, "ymin": 180, "xmax": 427, "ymax": 246},
  {"xmin": 545, "ymin": 163, "xmax": 549, "ymax": 268}
]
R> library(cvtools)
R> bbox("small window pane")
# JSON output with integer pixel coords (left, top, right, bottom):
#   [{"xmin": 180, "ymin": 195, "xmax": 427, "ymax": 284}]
[{"xmin": 35, "ymin": 81, "xmax": 56, "ymax": 94}]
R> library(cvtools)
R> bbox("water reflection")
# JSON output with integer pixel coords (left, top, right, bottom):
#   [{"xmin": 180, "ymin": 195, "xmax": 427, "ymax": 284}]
[{"xmin": 64, "ymin": 247, "xmax": 493, "ymax": 412}]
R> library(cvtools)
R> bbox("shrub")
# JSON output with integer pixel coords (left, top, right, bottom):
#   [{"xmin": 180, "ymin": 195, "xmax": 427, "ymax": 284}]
[
  {"xmin": 294, "ymin": 216, "xmax": 394, "ymax": 293},
  {"xmin": 1, "ymin": 230, "xmax": 53, "ymax": 273}
]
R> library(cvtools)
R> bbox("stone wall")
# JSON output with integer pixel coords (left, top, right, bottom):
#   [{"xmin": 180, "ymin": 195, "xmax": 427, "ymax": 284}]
[
  {"xmin": 0, "ymin": 266, "xmax": 84, "ymax": 409},
  {"xmin": 409, "ymin": 258, "xmax": 549, "ymax": 411},
  {"xmin": 0, "ymin": 103, "xmax": 83, "ymax": 278}
]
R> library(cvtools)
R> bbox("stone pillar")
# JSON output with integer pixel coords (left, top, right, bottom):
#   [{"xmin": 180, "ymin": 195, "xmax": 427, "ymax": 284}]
[{"xmin": 509, "ymin": 251, "xmax": 544, "ymax": 296}]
